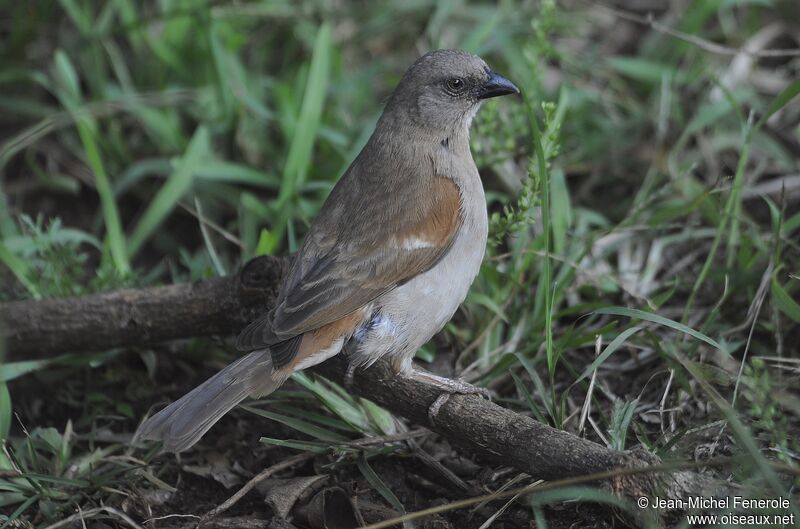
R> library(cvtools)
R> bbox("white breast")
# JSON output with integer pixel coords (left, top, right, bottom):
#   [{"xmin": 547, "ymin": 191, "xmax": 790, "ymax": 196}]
[{"xmin": 352, "ymin": 154, "xmax": 488, "ymax": 374}]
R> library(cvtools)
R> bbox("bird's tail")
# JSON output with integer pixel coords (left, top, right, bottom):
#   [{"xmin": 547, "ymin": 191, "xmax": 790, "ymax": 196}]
[{"xmin": 136, "ymin": 349, "xmax": 286, "ymax": 453}]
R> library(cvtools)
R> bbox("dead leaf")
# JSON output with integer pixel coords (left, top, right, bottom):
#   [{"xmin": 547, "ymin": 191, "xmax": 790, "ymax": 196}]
[{"xmin": 259, "ymin": 475, "xmax": 328, "ymax": 519}]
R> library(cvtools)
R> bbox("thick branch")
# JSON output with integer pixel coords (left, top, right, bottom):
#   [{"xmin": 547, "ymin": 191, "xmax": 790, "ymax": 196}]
[
  {"xmin": 1, "ymin": 256, "xmax": 288, "ymax": 357},
  {"xmin": 0, "ymin": 256, "xmax": 736, "ymax": 523}
]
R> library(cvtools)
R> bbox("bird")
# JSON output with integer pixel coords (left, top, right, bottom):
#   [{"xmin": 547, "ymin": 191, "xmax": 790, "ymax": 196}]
[{"xmin": 137, "ymin": 49, "xmax": 519, "ymax": 452}]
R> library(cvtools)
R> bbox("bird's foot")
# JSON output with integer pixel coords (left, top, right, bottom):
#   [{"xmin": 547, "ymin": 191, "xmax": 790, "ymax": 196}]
[{"xmin": 403, "ymin": 370, "xmax": 491, "ymax": 423}]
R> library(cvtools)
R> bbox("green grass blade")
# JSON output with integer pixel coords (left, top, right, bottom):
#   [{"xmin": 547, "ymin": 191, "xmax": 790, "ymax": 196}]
[
  {"xmin": 514, "ymin": 353, "xmax": 555, "ymax": 422},
  {"xmin": 683, "ymin": 119, "xmax": 752, "ymax": 318},
  {"xmin": 277, "ymin": 23, "xmax": 332, "ymax": 205},
  {"xmin": 127, "ymin": 126, "xmax": 209, "ymax": 256},
  {"xmin": 194, "ymin": 197, "xmax": 226, "ymax": 277},
  {"xmin": 0, "ymin": 382, "xmax": 11, "ymax": 440},
  {"xmin": 195, "ymin": 160, "xmax": 279, "ymax": 188},
  {"xmin": 755, "ymin": 78, "xmax": 800, "ymax": 130},
  {"xmin": 75, "ymin": 118, "xmax": 130, "ymax": 274},
  {"xmin": 291, "ymin": 372, "xmax": 371, "ymax": 432},
  {"xmin": 2, "ymin": 494, "xmax": 39, "ymax": 524},
  {"xmin": 357, "ymin": 454, "xmax": 406, "ymax": 514},
  {"xmin": 724, "ymin": 114, "xmax": 753, "ymax": 269},
  {"xmin": 360, "ymin": 399, "xmax": 396, "ymax": 436},
  {"xmin": 259, "ymin": 437, "xmax": 329, "ymax": 453},
  {"xmin": 270, "ymin": 402, "xmax": 357, "ymax": 433},
  {"xmin": 0, "ymin": 359, "xmax": 53, "ymax": 382},
  {"xmin": 510, "ymin": 370, "xmax": 548, "ymax": 424},
  {"xmin": 241, "ymin": 405, "xmax": 349, "ymax": 443},
  {"xmin": 575, "ymin": 326, "xmax": 643, "ymax": 383},
  {"xmin": 52, "ymin": 49, "xmax": 130, "ymax": 274},
  {"xmin": 527, "ymin": 99, "xmax": 554, "ymax": 376},
  {"xmin": 607, "ymin": 57, "xmax": 686, "ymax": 85},
  {"xmin": 770, "ymin": 277, "xmax": 800, "ymax": 322},
  {"xmin": 594, "ymin": 307, "xmax": 723, "ymax": 351},
  {"xmin": 0, "ymin": 241, "xmax": 40, "ymax": 299},
  {"xmin": 607, "ymin": 398, "xmax": 638, "ymax": 451}
]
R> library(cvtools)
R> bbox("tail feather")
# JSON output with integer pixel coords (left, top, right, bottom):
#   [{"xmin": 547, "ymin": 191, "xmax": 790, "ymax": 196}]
[{"xmin": 136, "ymin": 350, "xmax": 284, "ymax": 453}]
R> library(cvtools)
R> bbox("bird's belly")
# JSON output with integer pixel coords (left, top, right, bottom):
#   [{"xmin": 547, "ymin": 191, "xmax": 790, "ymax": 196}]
[{"xmin": 350, "ymin": 216, "xmax": 487, "ymax": 374}]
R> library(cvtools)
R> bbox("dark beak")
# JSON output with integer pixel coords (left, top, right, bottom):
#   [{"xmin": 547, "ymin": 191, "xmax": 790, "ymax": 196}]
[{"xmin": 478, "ymin": 70, "xmax": 520, "ymax": 99}]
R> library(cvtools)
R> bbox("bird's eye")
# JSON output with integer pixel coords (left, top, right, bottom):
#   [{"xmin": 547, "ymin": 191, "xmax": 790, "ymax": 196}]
[{"xmin": 445, "ymin": 77, "xmax": 466, "ymax": 93}]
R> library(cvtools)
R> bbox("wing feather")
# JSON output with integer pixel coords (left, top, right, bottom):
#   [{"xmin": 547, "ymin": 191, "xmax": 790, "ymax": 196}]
[{"xmin": 237, "ymin": 147, "xmax": 463, "ymax": 354}]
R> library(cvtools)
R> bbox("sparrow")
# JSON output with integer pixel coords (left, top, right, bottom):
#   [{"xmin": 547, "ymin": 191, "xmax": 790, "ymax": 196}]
[{"xmin": 138, "ymin": 49, "xmax": 519, "ymax": 452}]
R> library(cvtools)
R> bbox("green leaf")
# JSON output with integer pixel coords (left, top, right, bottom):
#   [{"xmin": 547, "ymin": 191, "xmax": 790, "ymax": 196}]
[
  {"xmin": 242, "ymin": 405, "xmax": 348, "ymax": 443},
  {"xmin": 510, "ymin": 371, "xmax": 548, "ymax": 424},
  {"xmin": 254, "ymin": 228, "xmax": 279, "ymax": 257},
  {"xmin": 466, "ymin": 291, "xmax": 508, "ymax": 321},
  {"xmin": 0, "ymin": 382, "xmax": 11, "ymax": 440},
  {"xmin": 785, "ymin": 210, "xmax": 800, "ymax": 234},
  {"xmin": 756, "ymin": 78, "xmax": 800, "ymax": 130},
  {"xmin": 770, "ymin": 278, "xmax": 800, "ymax": 323},
  {"xmin": 277, "ymin": 23, "xmax": 332, "ymax": 205},
  {"xmin": 357, "ymin": 454, "xmax": 406, "ymax": 514},
  {"xmin": 415, "ymin": 344, "xmax": 434, "ymax": 363},
  {"xmin": 78, "ymin": 119, "xmax": 130, "ymax": 274},
  {"xmin": 17, "ymin": 472, "xmax": 89, "ymax": 487},
  {"xmin": 594, "ymin": 307, "xmax": 723, "ymax": 351},
  {"xmin": 0, "ymin": 351, "xmax": 119, "ymax": 382},
  {"xmin": 1, "ymin": 494, "xmax": 38, "ymax": 520},
  {"xmin": 684, "ymin": 98, "xmax": 736, "ymax": 137},
  {"xmin": 607, "ymin": 57, "xmax": 685, "ymax": 84},
  {"xmin": 127, "ymin": 126, "xmax": 209, "ymax": 256},
  {"xmin": 514, "ymin": 353, "xmax": 554, "ymax": 421},
  {"xmin": 0, "ymin": 359, "xmax": 52, "ymax": 382},
  {"xmin": 53, "ymin": 49, "xmax": 80, "ymax": 102},
  {"xmin": 291, "ymin": 373, "xmax": 372, "ymax": 432},
  {"xmin": 259, "ymin": 437, "xmax": 329, "ymax": 453},
  {"xmin": 55, "ymin": 57, "xmax": 130, "ymax": 275},
  {"xmin": 549, "ymin": 168, "xmax": 572, "ymax": 254},
  {"xmin": 360, "ymin": 399, "xmax": 395, "ymax": 436},
  {"xmin": 58, "ymin": 0, "xmax": 93, "ymax": 35},
  {"xmin": 194, "ymin": 197, "xmax": 226, "ymax": 277},
  {"xmin": 608, "ymin": 398, "xmax": 638, "ymax": 451},
  {"xmin": 195, "ymin": 160, "xmax": 279, "ymax": 188},
  {"xmin": 0, "ymin": 241, "xmax": 40, "ymax": 298}
]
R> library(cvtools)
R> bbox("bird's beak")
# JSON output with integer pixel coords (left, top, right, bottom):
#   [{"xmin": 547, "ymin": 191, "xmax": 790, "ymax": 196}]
[{"xmin": 478, "ymin": 70, "xmax": 520, "ymax": 99}]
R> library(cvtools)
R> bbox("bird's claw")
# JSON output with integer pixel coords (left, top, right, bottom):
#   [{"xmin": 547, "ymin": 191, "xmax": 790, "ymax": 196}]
[
  {"xmin": 428, "ymin": 393, "xmax": 451, "ymax": 422},
  {"xmin": 425, "ymin": 378, "xmax": 493, "ymax": 424}
]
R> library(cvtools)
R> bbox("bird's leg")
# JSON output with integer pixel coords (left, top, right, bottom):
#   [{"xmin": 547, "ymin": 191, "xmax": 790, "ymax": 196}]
[
  {"xmin": 344, "ymin": 362, "xmax": 358, "ymax": 391},
  {"xmin": 341, "ymin": 340, "xmax": 360, "ymax": 391},
  {"xmin": 399, "ymin": 366, "xmax": 491, "ymax": 423}
]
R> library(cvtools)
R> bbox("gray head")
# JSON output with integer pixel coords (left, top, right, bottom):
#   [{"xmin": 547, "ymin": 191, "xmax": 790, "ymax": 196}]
[{"xmin": 384, "ymin": 49, "xmax": 519, "ymax": 132}]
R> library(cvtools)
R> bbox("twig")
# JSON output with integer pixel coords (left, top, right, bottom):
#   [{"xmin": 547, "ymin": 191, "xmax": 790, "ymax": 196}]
[
  {"xmin": 144, "ymin": 514, "xmax": 201, "ymax": 524},
  {"xmin": 198, "ymin": 451, "xmax": 315, "ymax": 525},
  {"xmin": 41, "ymin": 506, "xmax": 146, "ymax": 529},
  {"xmin": 178, "ymin": 200, "xmax": 244, "ymax": 248},
  {"xmin": 343, "ymin": 427, "xmax": 430, "ymax": 448}
]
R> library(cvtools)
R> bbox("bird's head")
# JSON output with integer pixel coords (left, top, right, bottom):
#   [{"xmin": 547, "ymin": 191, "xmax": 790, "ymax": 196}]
[{"xmin": 385, "ymin": 49, "xmax": 519, "ymax": 133}]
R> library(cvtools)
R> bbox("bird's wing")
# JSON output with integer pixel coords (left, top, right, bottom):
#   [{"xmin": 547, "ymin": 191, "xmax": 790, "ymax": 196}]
[{"xmin": 236, "ymin": 171, "xmax": 463, "ymax": 352}]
